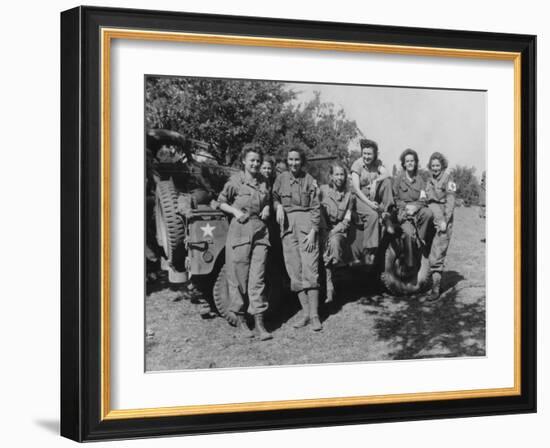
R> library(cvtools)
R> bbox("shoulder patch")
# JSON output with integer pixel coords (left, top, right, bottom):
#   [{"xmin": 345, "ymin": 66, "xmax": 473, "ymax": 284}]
[{"xmin": 447, "ymin": 181, "xmax": 457, "ymax": 192}]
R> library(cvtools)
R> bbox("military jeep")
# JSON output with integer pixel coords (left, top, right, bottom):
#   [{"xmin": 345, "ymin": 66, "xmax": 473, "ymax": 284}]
[{"xmin": 148, "ymin": 129, "xmax": 283, "ymax": 325}]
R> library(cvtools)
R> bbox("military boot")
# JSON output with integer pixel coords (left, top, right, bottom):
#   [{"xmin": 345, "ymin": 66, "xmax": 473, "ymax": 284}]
[
  {"xmin": 235, "ymin": 313, "xmax": 255, "ymax": 338},
  {"xmin": 293, "ymin": 291, "xmax": 310, "ymax": 328},
  {"xmin": 308, "ymin": 289, "xmax": 323, "ymax": 332},
  {"xmin": 254, "ymin": 313, "xmax": 273, "ymax": 341},
  {"xmin": 427, "ymin": 272, "xmax": 442, "ymax": 302}
]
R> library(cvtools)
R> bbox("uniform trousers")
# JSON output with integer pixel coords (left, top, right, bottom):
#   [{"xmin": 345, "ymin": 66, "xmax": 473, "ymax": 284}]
[
  {"xmin": 281, "ymin": 210, "xmax": 320, "ymax": 292},
  {"xmin": 321, "ymin": 228, "xmax": 348, "ymax": 266},
  {"xmin": 225, "ymin": 217, "xmax": 269, "ymax": 315},
  {"xmin": 355, "ymin": 177, "xmax": 394, "ymax": 250},
  {"xmin": 399, "ymin": 206, "xmax": 433, "ymax": 243},
  {"xmin": 428, "ymin": 203, "xmax": 453, "ymax": 273}
]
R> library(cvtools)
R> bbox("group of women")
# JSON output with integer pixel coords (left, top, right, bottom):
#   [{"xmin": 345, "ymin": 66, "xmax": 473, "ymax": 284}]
[{"xmin": 217, "ymin": 139, "xmax": 456, "ymax": 341}]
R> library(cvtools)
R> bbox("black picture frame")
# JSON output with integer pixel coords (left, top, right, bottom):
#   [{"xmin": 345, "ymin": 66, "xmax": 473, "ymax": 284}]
[{"xmin": 61, "ymin": 5, "xmax": 536, "ymax": 442}]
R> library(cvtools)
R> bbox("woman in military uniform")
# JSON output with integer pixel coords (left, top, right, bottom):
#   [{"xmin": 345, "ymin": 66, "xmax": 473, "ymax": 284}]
[
  {"xmin": 273, "ymin": 147, "xmax": 323, "ymax": 331},
  {"xmin": 425, "ymin": 151, "xmax": 456, "ymax": 301},
  {"xmin": 319, "ymin": 162, "xmax": 353, "ymax": 304},
  {"xmin": 218, "ymin": 144, "xmax": 273, "ymax": 341},
  {"xmin": 393, "ymin": 148, "xmax": 434, "ymax": 250},
  {"xmin": 350, "ymin": 138, "xmax": 394, "ymax": 262},
  {"xmin": 260, "ymin": 156, "xmax": 276, "ymax": 188}
]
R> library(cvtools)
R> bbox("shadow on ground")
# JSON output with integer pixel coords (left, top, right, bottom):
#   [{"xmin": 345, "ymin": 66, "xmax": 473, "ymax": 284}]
[
  {"xmin": 262, "ymin": 266, "xmax": 382, "ymax": 332},
  {"xmin": 358, "ymin": 270, "xmax": 486, "ymax": 359}
]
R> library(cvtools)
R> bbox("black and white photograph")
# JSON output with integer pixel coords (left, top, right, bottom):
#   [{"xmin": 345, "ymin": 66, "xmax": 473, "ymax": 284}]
[{"xmin": 144, "ymin": 75, "xmax": 487, "ymax": 371}]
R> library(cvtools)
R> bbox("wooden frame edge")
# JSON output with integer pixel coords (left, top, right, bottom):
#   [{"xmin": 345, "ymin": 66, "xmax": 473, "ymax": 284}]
[{"xmin": 98, "ymin": 27, "xmax": 524, "ymax": 421}]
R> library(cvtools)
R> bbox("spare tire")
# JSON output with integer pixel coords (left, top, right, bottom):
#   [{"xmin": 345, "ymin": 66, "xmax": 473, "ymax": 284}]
[
  {"xmin": 155, "ymin": 179, "xmax": 185, "ymax": 270},
  {"xmin": 212, "ymin": 264, "xmax": 238, "ymax": 326},
  {"xmin": 381, "ymin": 242, "xmax": 431, "ymax": 295},
  {"xmin": 213, "ymin": 262, "xmax": 284, "ymax": 326}
]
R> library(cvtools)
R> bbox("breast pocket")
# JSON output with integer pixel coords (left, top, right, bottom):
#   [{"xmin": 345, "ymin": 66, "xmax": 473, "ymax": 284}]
[
  {"xmin": 300, "ymin": 191, "xmax": 311, "ymax": 207},
  {"xmin": 234, "ymin": 188, "xmax": 252, "ymax": 209}
]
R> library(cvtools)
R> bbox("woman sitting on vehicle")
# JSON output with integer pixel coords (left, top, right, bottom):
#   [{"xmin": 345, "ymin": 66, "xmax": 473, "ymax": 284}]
[
  {"xmin": 350, "ymin": 138, "xmax": 394, "ymax": 263},
  {"xmin": 393, "ymin": 148, "xmax": 434, "ymax": 248},
  {"xmin": 426, "ymin": 151, "xmax": 456, "ymax": 301},
  {"xmin": 273, "ymin": 146, "xmax": 323, "ymax": 331},
  {"xmin": 319, "ymin": 162, "xmax": 353, "ymax": 304},
  {"xmin": 218, "ymin": 144, "xmax": 273, "ymax": 341}
]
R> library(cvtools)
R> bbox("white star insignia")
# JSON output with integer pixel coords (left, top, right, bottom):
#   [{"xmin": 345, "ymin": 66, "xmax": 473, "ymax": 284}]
[{"xmin": 200, "ymin": 223, "xmax": 216, "ymax": 238}]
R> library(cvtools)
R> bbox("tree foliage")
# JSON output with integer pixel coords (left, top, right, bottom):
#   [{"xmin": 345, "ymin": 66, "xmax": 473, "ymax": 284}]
[
  {"xmin": 145, "ymin": 77, "xmax": 359, "ymax": 167},
  {"xmin": 450, "ymin": 165, "xmax": 481, "ymax": 206}
]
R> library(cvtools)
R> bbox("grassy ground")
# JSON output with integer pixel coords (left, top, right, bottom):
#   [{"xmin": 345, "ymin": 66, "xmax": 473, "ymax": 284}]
[{"xmin": 145, "ymin": 206, "xmax": 486, "ymax": 371}]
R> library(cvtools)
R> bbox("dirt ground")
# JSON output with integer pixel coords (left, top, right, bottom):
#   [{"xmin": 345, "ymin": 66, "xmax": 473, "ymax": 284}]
[{"xmin": 145, "ymin": 206, "xmax": 486, "ymax": 371}]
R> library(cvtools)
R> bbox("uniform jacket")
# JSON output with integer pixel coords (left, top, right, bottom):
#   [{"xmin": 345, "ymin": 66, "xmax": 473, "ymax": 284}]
[
  {"xmin": 319, "ymin": 184, "xmax": 353, "ymax": 230},
  {"xmin": 272, "ymin": 170, "xmax": 320, "ymax": 231},
  {"xmin": 218, "ymin": 172, "xmax": 270, "ymax": 217},
  {"xmin": 350, "ymin": 158, "xmax": 385, "ymax": 198},
  {"xmin": 426, "ymin": 169, "xmax": 456, "ymax": 219},
  {"xmin": 393, "ymin": 171, "xmax": 428, "ymax": 210}
]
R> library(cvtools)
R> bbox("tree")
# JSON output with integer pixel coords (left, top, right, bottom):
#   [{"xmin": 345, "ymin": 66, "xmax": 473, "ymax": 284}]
[
  {"xmin": 450, "ymin": 165, "xmax": 481, "ymax": 206},
  {"xmin": 145, "ymin": 78, "xmax": 359, "ymax": 167}
]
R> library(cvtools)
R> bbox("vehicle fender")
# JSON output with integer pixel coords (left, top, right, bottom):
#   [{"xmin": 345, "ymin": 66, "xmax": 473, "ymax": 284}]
[{"xmin": 186, "ymin": 217, "xmax": 228, "ymax": 276}]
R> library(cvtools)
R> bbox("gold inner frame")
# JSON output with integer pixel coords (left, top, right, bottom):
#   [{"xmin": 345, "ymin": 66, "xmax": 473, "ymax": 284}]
[{"xmin": 100, "ymin": 27, "xmax": 522, "ymax": 421}]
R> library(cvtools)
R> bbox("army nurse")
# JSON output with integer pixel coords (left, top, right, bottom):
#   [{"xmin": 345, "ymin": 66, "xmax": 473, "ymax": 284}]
[
  {"xmin": 393, "ymin": 149, "xmax": 433, "ymax": 242},
  {"xmin": 426, "ymin": 151, "xmax": 456, "ymax": 301},
  {"xmin": 350, "ymin": 139, "xmax": 394, "ymax": 262},
  {"xmin": 273, "ymin": 147, "xmax": 323, "ymax": 331},
  {"xmin": 319, "ymin": 162, "xmax": 353, "ymax": 304},
  {"xmin": 218, "ymin": 144, "xmax": 273, "ymax": 341}
]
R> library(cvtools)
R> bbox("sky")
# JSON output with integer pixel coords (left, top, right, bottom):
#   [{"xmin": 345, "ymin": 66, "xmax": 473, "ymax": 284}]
[{"xmin": 289, "ymin": 82, "xmax": 487, "ymax": 174}]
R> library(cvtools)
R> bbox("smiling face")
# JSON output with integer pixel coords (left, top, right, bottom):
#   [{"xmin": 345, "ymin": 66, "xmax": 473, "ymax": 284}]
[
  {"xmin": 260, "ymin": 161, "xmax": 273, "ymax": 179},
  {"xmin": 430, "ymin": 158, "xmax": 443, "ymax": 177},
  {"xmin": 362, "ymin": 146, "xmax": 376, "ymax": 166},
  {"xmin": 287, "ymin": 150, "xmax": 303, "ymax": 175},
  {"xmin": 404, "ymin": 154, "xmax": 417, "ymax": 174},
  {"xmin": 330, "ymin": 166, "xmax": 347, "ymax": 190},
  {"xmin": 242, "ymin": 151, "xmax": 262, "ymax": 176}
]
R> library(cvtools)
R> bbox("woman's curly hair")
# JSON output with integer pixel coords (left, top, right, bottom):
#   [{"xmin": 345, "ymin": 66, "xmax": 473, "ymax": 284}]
[
  {"xmin": 286, "ymin": 145, "xmax": 308, "ymax": 165},
  {"xmin": 240, "ymin": 143, "xmax": 264, "ymax": 163},
  {"xmin": 399, "ymin": 148, "xmax": 419, "ymax": 172},
  {"xmin": 328, "ymin": 162, "xmax": 348, "ymax": 189},
  {"xmin": 427, "ymin": 151, "xmax": 448, "ymax": 171},
  {"xmin": 360, "ymin": 138, "xmax": 379, "ymax": 161}
]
